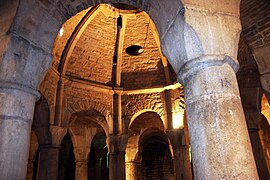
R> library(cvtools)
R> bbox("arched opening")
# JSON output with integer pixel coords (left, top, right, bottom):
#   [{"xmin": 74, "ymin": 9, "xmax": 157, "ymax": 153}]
[
  {"xmin": 88, "ymin": 133, "xmax": 109, "ymax": 180},
  {"xmin": 140, "ymin": 131, "xmax": 174, "ymax": 180},
  {"xmin": 68, "ymin": 109, "xmax": 109, "ymax": 179},
  {"xmin": 2, "ymin": 0, "xmax": 270, "ymax": 179},
  {"xmin": 58, "ymin": 132, "xmax": 76, "ymax": 180},
  {"xmin": 126, "ymin": 111, "xmax": 174, "ymax": 179}
]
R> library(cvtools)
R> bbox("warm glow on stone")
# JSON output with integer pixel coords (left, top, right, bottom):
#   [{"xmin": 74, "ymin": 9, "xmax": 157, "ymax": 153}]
[
  {"xmin": 173, "ymin": 111, "xmax": 184, "ymax": 129},
  {"xmin": 261, "ymin": 94, "xmax": 270, "ymax": 124}
]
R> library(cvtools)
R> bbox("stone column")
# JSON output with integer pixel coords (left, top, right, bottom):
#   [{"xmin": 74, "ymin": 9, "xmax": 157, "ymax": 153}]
[
  {"xmin": 26, "ymin": 131, "xmax": 39, "ymax": 180},
  {"xmin": 168, "ymin": 129, "xmax": 192, "ymax": 180},
  {"xmin": 126, "ymin": 161, "xmax": 137, "ymax": 180},
  {"xmin": 73, "ymin": 147, "xmax": 89, "ymax": 180},
  {"xmin": 178, "ymin": 55, "xmax": 259, "ymax": 179},
  {"xmin": 109, "ymin": 151, "xmax": 126, "ymax": 180},
  {"xmin": 37, "ymin": 144, "xmax": 60, "ymax": 180},
  {"xmin": 0, "ymin": 86, "xmax": 39, "ymax": 179},
  {"xmin": 173, "ymin": 145, "xmax": 192, "ymax": 180},
  {"xmin": 75, "ymin": 160, "xmax": 88, "ymax": 180}
]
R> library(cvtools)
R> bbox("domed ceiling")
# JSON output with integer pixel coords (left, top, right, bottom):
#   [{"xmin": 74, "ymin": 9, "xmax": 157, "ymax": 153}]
[{"xmin": 52, "ymin": 4, "xmax": 177, "ymax": 91}]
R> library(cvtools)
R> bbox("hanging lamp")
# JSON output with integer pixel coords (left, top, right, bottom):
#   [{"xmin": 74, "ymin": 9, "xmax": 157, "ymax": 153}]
[{"xmin": 125, "ymin": 12, "xmax": 150, "ymax": 56}]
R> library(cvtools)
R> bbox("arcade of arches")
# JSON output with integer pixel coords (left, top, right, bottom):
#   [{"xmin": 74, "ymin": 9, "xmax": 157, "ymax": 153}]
[{"xmin": 0, "ymin": 0, "xmax": 270, "ymax": 180}]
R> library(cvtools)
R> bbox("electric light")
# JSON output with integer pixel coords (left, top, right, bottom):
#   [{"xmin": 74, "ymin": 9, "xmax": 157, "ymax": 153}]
[
  {"xmin": 59, "ymin": 27, "xmax": 64, "ymax": 37},
  {"xmin": 126, "ymin": 45, "xmax": 144, "ymax": 56},
  {"xmin": 172, "ymin": 111, "xmax": 184, "ymax": 129}
]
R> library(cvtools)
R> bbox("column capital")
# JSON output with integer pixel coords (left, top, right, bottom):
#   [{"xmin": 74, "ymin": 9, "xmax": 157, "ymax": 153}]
[
  {"xmin": 177, "ymin": 55, "xmax": 239, "ymax": 84},
  {"xmin": 108, "ymin": 133, "xmax": 128, "ymax": 152}
]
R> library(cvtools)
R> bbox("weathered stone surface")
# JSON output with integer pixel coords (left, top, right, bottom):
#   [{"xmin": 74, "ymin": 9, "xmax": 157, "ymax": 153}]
[
  {"xmin": 0, "ymin": 34, "xmax": 52, "ymax": 90},
  {"xmin": 1, "ymin": 0, "xmax": 270, "ymax": 179},
  {"xmin": 26, "ymin": 131, "xmax": 38, "ymax": 180},
  {"xmin": 183, "ymin": 60, "xmax": 258, "ymax": 179},
  {"xmin": 0, "ymin": 88, "xmax": 36, "ymax": 180},
  {"xmin": 126, "ymin": 161, "xmax": 137, "ymax": 180},
  {"xmin": 122, "ymin": 93, "xmax": 165, "ymax": 127}
]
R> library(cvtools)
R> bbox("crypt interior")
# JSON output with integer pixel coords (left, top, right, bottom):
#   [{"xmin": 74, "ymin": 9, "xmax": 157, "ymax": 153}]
[{"xmin": 0, "ymin": 0, "xmax": 270, "ymax": 180}]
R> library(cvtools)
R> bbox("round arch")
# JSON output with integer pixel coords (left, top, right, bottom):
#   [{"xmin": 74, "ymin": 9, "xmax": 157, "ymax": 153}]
[
  {"xmin": 129, "ymin": 109, "xmax": 165, "ymax": 129},
  {"xmin": 126, "ymin": 111, "xmax": 165, "ymax": 161},
  {"xmin": 68, "ymin": 109, "xmax": 110, "ymax": 139}
]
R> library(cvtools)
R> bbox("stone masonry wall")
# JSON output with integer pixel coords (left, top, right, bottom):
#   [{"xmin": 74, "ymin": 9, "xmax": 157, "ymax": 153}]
[
  {"xmin": 241, "ymin": 0, "xmax": 270, "ymax": 49},
  {"xmin": 52, "ymin": 8, "xmax": 90, "ymax": 70},
  {"xmin": 63, "ymin": 82, "xmax": 113, "ymax": 126},
  {"xmin": 122, "ymin": 92, "xmax": 165, "ymax": 128},
  {"xmin": 66, "ymin": 11, "xmax": 115, "ymax": 84}
]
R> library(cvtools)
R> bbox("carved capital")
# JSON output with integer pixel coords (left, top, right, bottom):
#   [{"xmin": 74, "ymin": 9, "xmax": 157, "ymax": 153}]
[
  {"xmin": 108, "ymin": 134, "xmax": 128, "ymax": 153},
  {"xmin": 50, "ymin": 125, "xmax": 67, "ymax": 145}
]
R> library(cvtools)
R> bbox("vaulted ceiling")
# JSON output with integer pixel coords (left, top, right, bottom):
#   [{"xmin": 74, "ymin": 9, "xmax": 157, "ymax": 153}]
[{"xmin": 52, "ymin": 4, "xmax": 176, "ymax": 91}]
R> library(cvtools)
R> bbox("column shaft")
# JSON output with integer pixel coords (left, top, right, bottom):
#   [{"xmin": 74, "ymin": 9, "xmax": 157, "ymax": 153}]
[
  {"xmin": 173, "ymin": 146, "xmax": 192, "ymax": 180},
  {"xmin": 37, "ymin": 145, "xmax": 60, "ymax": 180},
  {"xmin": 0, "ymin": 88, "xmax": 37, "ymax": 179},
  {"xmin": 126, "ymin": 161, "xmax": 137, "ymax": 180},
  {"xmin": 182, "ymin": 61, "xmax": 259, "ymax": 179},
  {"xmin": 109, "ymin": 151, "xmax": 126, "ymax": 180},
  {"xmin": 75, "ymin": 161, "xmax": 88, "ymax": 180}
]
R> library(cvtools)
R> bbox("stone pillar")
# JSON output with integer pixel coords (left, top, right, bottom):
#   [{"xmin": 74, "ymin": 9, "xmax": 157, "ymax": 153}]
[
  {"xmin": 173, "ymin": 145, "xmax": 192, "ymax": 180},
  {"xmin": 0, "ymin": 86, "xmax": 39, "ymax": 179},
  {"xmin": 109, "ymin": 151, "xmax": 126, "ymax": 180},
  {"xmin": 37, "ymin": 144, "xmax": 60, "ymax": 180},
  {"xmin": 75, "ymin": 160, "xmax": 88, "ymax": 180},
  {"xmin": 26, "ymin": 131, "xmax": 39, "ymax": 180},
  {"xmin": 73, "ymin": 146, "xmax": 89, "ymax": 180},
  {"xmin": 126, "ymin": 161, "xmax": 137, "ymax": 180},
  {"xmin": 168, "ymin": 129, "xmax": 192, "ymax": 180},
  {"xmin": 178, "ymin": 56, "xmax": 258, "ymax": 179}
]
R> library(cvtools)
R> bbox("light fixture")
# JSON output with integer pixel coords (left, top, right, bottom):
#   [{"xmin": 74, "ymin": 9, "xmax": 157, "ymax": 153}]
[
  {"xmin": 59, "ymin": 27, "xmax": 64, "ymax": 37},
  {"xmin": 126, "ymin": 45, "xmax": 144, "ymax": 55},
  {"xmin": 126, "ymin": 13, "xmax": 150, "ymax": 56},
  {"xmin": 172, "ymin": 111, "xmax": 184, "ymax": 129}
]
